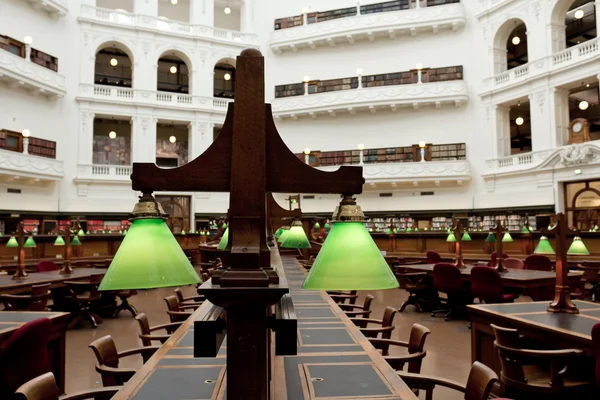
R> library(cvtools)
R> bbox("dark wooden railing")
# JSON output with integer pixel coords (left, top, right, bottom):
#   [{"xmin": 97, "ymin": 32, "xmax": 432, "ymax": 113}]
[
  {"xmin": 274, "ymin": 0, "xmax": 460, "ymax": 30},
  {"xmin": 0, "ymin": 34, "xmax": 59, "ymax": 72},
  {"xmin": 275, "ymin": 65, "xmax": 463, "ymax": 98},
  {"xmin": 0, "ymin": 129, "xmax": 57, "ymax": 159}
]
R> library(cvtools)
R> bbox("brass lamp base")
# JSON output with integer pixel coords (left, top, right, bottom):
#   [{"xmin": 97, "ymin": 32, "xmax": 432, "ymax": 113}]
[
  {"xmin": 495, "ymin": 264, "xmax": 508, "ymax": 273},
  {"xmin": 454, "ymin": 258, "xmax": 466, "ymax": 268},
  {"xmin": 60, "ymin": 265, "xmax": 73, "ymax": 275},
  {"xmin": 12, "ymin": 269, "xmax": 28, "ymax": 280},
  {"xmin": 547, "ymin": 286, "xmax": 579, "ymax": 314}
]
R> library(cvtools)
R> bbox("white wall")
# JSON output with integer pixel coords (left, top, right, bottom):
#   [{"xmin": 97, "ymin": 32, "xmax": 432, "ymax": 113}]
[{"xmin": 214, "ymin": 7, "xmax": 240, "ymax": 31}]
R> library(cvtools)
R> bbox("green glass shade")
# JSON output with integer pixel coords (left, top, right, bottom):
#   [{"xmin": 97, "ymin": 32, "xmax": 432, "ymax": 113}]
[
  {"xmin": 24, "ymin": 236, "xmax": 36, "ymax": 248},
  {"xmin": 302, "ymin": 222, "xmax": 399, "ymax": 290},
  {"xmin": 217, "ymin": 228, "xmax": 229, "ymax": 250},
  {"xmin": 534, "ymin": 236, "xmax": 555, "ymax": 255},
  {"xmin": 462, "ymin": 232, "xmax": 472, "ymax": 241},
  {"xmin": 6, "ymin": 236, "xmax": 18, "ymax": 248},
  {"xmin": 424, "ymin": 227, "xmax": 428, "ymax": 231},
  {"xmin": 277, "ymin": 229, "xmax": 290, "ymax": 243},
  {"xmin": 485, "ymin": 232, "xmax": 496, "ymax": 243},
  {"xmin": 521, "ymin": 226, "xmax": 532, "ymax": 233},
  {"xmin": 324, "ymin": 223, "xmax": 330, "ymax": 229},
  {"xmin": 222, "ymin": 223, "xmax": 227, "ymax": 229},
  {"xmin": 406, "ymin": 227, "xmax": 412, "ymax": 233},
  {"xmin": 71, "ymin": 236, "xmax": 81, "ymax": 246},
  {"xmin": 99, "ymin": 218, "xmax": 201, "ymax": 291},
  {"xmin": 86, "ymin": 230, "xmax": 91, "ymax": 234},
  {"xmin": 77, "ymin": 229, "xmax": 85, "ymax": 236},
  {"xmin": 567, "ymin": 236, "xmax": 590, "ymax": 255},
  {"xmin": 502, "ymin": 232, "xmax": 514, "ymax": 243},
  {"xmin": 54, "ymin": 236, "xmax": 65, "ymax": 246},
  {"xmin": 446, "ymin": 233, "xmax": 457, "ymax": 243},
  {"xmin": 414, "ymin": 227, "xmax": 419, "ymax": 232},
  {"xmin": 275, "ymin": 228, "xmax": 285, "ymax": 239},
  {"xmin": 314, "ymin": 222, "xmax": 320, "ymax": 229},
  {"xmin": 181, "ymin": 230, "xmax": 186, "ymax": 235},
  {"xmin": 385, "ymin": 229, "xmax": 392, "ymax": 235},
  {"xmin": 281, "ymin": 225, "xmax": 311, "ymax": 249}
]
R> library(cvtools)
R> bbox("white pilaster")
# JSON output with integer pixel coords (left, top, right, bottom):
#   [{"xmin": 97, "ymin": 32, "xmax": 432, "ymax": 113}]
[
  {"xmin": 190, "ymin": 0, "xmax": 214, "ymax": 26},
  {"xmin": 134, "ymin": 0, "xmax": 158, "ymax": 17},
  {"xmin": 548, "ymin": 22, "xmax": 566, "ymax": 53},
  {"xmin": 551, "ymin": 88, "xmax": 570, "ymax": 148},
  {"xmin": 491, "ymin": 48, "xmax": 507, "ymax": 74},
  {"xmin": 132, "ymin": 116, "xmax": 157, "ymax": 162},
  {"xmin": 493, "ymin": 105, "xmax": 511, "ymax": 157},
  {"xmin": 528, "ymin": 89, "xmax": 553, "ymax": 151},
  {"xmin": 596, "ymin": 2, "xmax": 600, "ymax": 40},
  {"xmin": 79, "ymin": 112, "xmax": 95, "ymax": 165},
  {"xmin": 241, "ymin": 0, "xmax": 254, "ymax": 32},
  {"xmin": 189, "ymin": 121, "xmax": 212, "ymax": 159}
]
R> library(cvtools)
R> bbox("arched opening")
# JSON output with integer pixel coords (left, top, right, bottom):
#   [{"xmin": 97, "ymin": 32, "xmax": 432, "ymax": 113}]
[
  {"xmin": 156, "ymin": 195, "xmax": 191, "ymax": 234},
  {"xmin": 96, "ymin": 0, "xmax": 133, "ymax": 13},
  {"xmin": 552, "ymin": 0, "xmax": 597, "ymax": 51},
  {"xmin": 214, "ymin": 58, "xmax": 235, "ymax": 99},
  {"xmin": 92, "ymin": 116, "xmax": 131, "ymax": 165},
  {"xmin": 157, "ymin": 51, "xmax": 191, "ymax": 94},
  {"xmin": 492, "ymin": 19, "xmax": 528, "ymax": 74},
  {"xmin": 568, "ymin": 80, "xmax": 600, "ymax": 139},
  {"xmin": 156, "ymin": 120, "xmax": 189, "ymax": 167},
  {"xmin": 565, "ymin": 181, "xmax": 600, "ymax": 229},
  {"xmin": 95, "ymin": 43, "xmax": 133, "ymax": 87},
  {"xmin": 509, "ymin": 99, "xmax": 532, "ymax": 154},
  {"xmin": 158, "ymin": 0, "xmax": 191, "ymax": 23},
  {"xmin": 214, "ymin": 1, "xmax": 241, "ymax": 31}
]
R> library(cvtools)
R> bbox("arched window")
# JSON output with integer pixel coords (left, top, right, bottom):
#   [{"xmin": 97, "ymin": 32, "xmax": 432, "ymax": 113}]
[
  {"xmin": 565, "ymin": 181, "xmax": 600, "ymax": 229},
  {"xmin": 509, "ymin": 99, "xmax": 532, "ymax": 154},
  {"xmin": 95, "ymin": 43, "xmax": 133, "ymax": 88},
  {"xmin": 92, "ymin": 116, "xmax": 132, "ymax": 166},
  {"xmin": 157, "ymin": 51, "xmax": 191, "ymax": 94},
  {"xmin": 552, "ymin": 0, "xmax": 597, "ymax": 51},
  {"xmin": 214, "ymin": 58, "xmax": 236, "ymax": 98},
  {"xmin": 492, "ymin": 19, "xmax": 528, "ymax": 74}
]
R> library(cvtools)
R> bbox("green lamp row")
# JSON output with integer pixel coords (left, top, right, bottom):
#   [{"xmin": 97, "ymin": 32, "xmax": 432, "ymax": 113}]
[{"xmin": 534, "ymin": 236, "xmax": 589, "ymax": 255}]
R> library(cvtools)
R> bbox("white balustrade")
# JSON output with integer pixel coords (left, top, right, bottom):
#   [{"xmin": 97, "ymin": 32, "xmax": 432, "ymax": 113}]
[
  {"xmin": 79, "ymin": 164, "xmax": 132, "ymax": 181},
  {"xmin": 486, "ymin": 149, "xmax": 557, "ymax": 174}
]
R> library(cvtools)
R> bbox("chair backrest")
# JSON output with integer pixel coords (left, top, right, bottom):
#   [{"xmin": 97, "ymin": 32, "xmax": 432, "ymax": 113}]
[
  {"xmin": 471, "ymin": 266, "xmax": 503, "ymax": 303},
  {"xmin": 2, "ymin": 284, "xmax": 51, "ymax": 311},
  {"xmin": 503, "ymin": 257, "xmax": 525, "ymax": 270},
  {"xmin": 89, "ymin": 335, "xmax": 120, "ymax": 369},
  {"xmin": 491, "ymin": 324, "xmax": 526, "ymax": 383},
  {"xmin": 407, "ymin": 323, "xmax": 431, "ymax": 373},
  {"xmin": 381, "ymin": 306, "xmax": 396, "ymax": 339},
  {"xmin": 581, "ymin": 262, "xmax": 600, "ymax": 284},
  {"xmin": 0, "ymin": 318, "xmax": 52, "ymax": 398},
  {"xmin": 135, "ymin": 313, "xmax": 152, "ymax": 346},
  {"xmin": 592, "ymin": 322, "xmax": 600, "ymax": 391},
  {"xmin": 174, "ymin": 288, "xmax": 184, "ymax": 303},
  {"xmin": 464, "ymin": 361, "xmax": 499, "ymax": 400},
  {"xmin": 13, "ymin": 372, "xmax": 59, "ymax": 400},
  {"xmin": 36, "ymin": 261, "xmax": 58, "ymax": 272},
  {"xmin": 426, "ymin": 251, "xmax": 442, "ymax": 264},
  {"xmin": 164, "ymin": 295, "xmax": 180, "ymax": 312},
  {"xmin": 489, "ymin": 251, "xmax": 508, "ymax": 267},
  {"xmin": 524, "ymin": 254, "xmax": 552, "ymax": 271},
  {"xmin": 363, "ymin": 294, "xmax": 374, "ymax": 311},
  {"xmin": 432, "ymin": 263, "xmax": 463, "ymax": 294}
]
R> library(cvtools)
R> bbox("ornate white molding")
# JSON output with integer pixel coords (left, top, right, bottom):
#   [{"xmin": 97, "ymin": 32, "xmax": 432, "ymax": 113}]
[
  {"xmin": 475, "ymin": 0, "xmax": 517, "ymax": 19},
  {"xmin": 79, "ymin": 5, "xmax": 257, "ymax": 47},
  {"xmin": 23, "ymin": 0, "xmax": 68, "ymax": 18},
  {"xmin": 272, "ymin": 81, "xmax": 469, "ymax": 119},
  {"xmin": 318, "ymin": 160, "xmax": 471, "ymax": 188},
  {"xmin": 0, "ymin": 150, "xmax": 64, "ymax": 181},
  {"xmin": 270, "ymin": 3, "xmax": 466, "ymax": 53},
  {"xmin": 0, "ymin": 50, "xmax": 66, "ymax": 98},
  {"xmin": 77, "ymin": 84, "xmax": 232, "ymax": 114}
]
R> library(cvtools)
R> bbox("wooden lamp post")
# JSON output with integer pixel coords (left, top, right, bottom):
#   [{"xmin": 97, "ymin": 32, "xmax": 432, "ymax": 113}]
[
  {"xmin": 10, "ymin": 222, "xmax": 28, "ymax": 280},
  {"xmin": 55, "ymin": 219, "xmax": 83, "ymax": 275},
  {"xmin": 490, "ymin": 219, "xmax": 510, "ymax": 273},
  {"xmin": 127, "ymin": 49, "xmax": 363, "ymax": 400},
  {"xmin": 447, "ymin": 218, "xmax": 469, "ymax": 268}
]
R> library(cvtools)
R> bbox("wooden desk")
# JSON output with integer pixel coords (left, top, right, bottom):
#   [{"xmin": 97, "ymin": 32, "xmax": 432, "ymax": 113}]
[
  {"xmin": 468, "ymin": 301, "xmax": 599, "ymax": 376},
  {"xmin": 112, "ymin": 254, "xmax": 417, "ymax": 400},
  {"xmin": 0, "ymin": 311, "xmax": 69, "ymax": 393},
  {"xmin": 399, "ymin": 264, "xmax": 583, "ymax": 301},
  {"xmin": 0, "ymin": 268, "xmax": 104, "ymax": 295}
]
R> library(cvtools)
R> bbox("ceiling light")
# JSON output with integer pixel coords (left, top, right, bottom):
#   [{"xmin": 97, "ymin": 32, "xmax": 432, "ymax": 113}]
[
  {"xmin": 224, "ymin": 6, "xmax": 231, "ymax": 14},
  {"xmin": 110, "ymin": 58, "xmax": 118, "ymax": 67},
  {"xmin": 23, "ymin": 36, "xmax": 33, "ymax": 45},
  {"xmin": 515, "ymin": 117, "xmax": 524, "ymax": 125},
  {"xmin": 579, "ymin": 100, "xmax": 589, "ymax": 110},
  {"xmin": 170, "ymin": 65, "xmax": 177, "ymax": 74},
  {"xmin": 415, "ymin": 63, "xmax": 423, "ymax": 70},
  {"xmin": 357, "ymin": 143, "xmax": 364, "ymax": 151},
  {"xmin": 356, "ymin": 68, "xmax": 363, "ymax": 75},
  {"xmin": 304, "ymin": 148, "xmax": 311, "ymax": 155},
  {"xmin": 224, "ymin": 72, "xmax": 231, "ymax": 81},
  {"xmin": 171, "ymin": 0, "xmax": 178, "ymax": 4},
  {"xmin": 575, "ymin": 9, "xmax": 584, "ymax": 19},
  {"xmin": 22, "ymin": 129, "xmax": 31, "ymax": 138},
  {"xmin": 574, "ymin": 169, "xmax": 583, "ymax": 175},
  {"xmin": 303, "ymin": 76, "xmax": 310, "ymax": 83},
  {"xmin": 109, "ymin": 131, "xmax": 117, "ymax": 139},
  {"xmin": 512, "ymin": 36, "xmax": 520, "ymax": 45},
  {"xmin": 169, "ymin": 135, "xmax": 176, "ymax": 143}
]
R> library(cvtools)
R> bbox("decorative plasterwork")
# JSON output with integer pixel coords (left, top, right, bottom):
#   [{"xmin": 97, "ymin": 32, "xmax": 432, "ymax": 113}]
[
  {"xmin": 0, "ymin": 150, "xmax": 64, "ymax": 181},
  {"xmin": 270, "ymin": 3, "xmax": 466, "ymax": 53},
  {"xmin": 475, "ymin": 0, "xmax": 517, "ymax": 19},
  {"xmin": 23, "ymin": 0, "xmax": 68, "ymax": 18},
  {"xmin": 318, "ymin": 160, "xmax": 471, "ymax": 188},
  {"xmin": 76, "ymin": 84, "xmax": 231, "ymax": 114},
  {"xmin": 79, "ymin": 5, "xmax": 257, "ymax": 47},
  {"xmin": 0, "ymin": 51, "xmax": 66, "ymax": 98},
  {"xmin": 272, "ymin": 81, "xmax": 469, "ymax": 119}
]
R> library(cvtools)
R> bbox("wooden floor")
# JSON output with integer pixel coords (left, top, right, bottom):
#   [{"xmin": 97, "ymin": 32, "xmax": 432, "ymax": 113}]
[{"xmin": 63, "ymin": 286, "xmax": 485, "ymax": 400}]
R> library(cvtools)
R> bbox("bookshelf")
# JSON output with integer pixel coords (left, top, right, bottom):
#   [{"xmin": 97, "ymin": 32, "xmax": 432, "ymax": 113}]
[
  {"xmin": 312, "ymin": 7, "xmax": 357, "ymax": 23},
  {"xmin": 28, "ymin": 137, "xmax": 57, "ymax": 159},
  {"xmin": 429, "ymin": 143, "xmax": 466, "ymax": 161},
  {"xmin": 470, "ymin": 214, "xmax": 537, "ymax": 232},
  {"xmin": 275, "ymin": 83, "xmax": 304, "ymax": 98},
  {"xmin": 274, "ymin": 15, "xmax": 303, "ymax": 30},
  {"xmin": 30, "ymin": 48, "xmax": 58, "ymax": 72},
  {"xmin": 361, "ymin": 0, "xmax": 410, "ymax": 14}
]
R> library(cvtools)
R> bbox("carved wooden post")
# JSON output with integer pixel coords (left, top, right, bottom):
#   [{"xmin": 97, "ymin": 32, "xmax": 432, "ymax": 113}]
[
  {"xmin": 13, "ymin": 222, "xmax": 28, "ymax": 280},
  {"xmin": 491, "ymin": 220, "xmax": 508, "ymax": 273}
]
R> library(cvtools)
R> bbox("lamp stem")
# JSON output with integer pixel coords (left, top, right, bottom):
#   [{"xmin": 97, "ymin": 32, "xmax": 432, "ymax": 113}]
[
  {"xmin": 357, "ymin": 73, "xmax": 363, "ymax": 89},
  {"xmin": 420, "ymin": 147, "xmax": 425, "ymax": 162},
  {"xmin": 357, "ymin": 0, "xmax": 361, "ymax": 15},
  {"xmin": 359, "ymin": 150, "xmax": 364, "ymax": 165},
  {"xmin": 304, "ymin": 81, "xmax": 309, "ymax": 96},
  {"xmin": 417, "ymin": 70, "xmax": 422, "ymax": 84},
  {"xmin": 304, "ymin": 154, "xmax": 310, "ymax": 164},
  {"xmin": 547, "ymin": 213, "xmax": 579, "ymax": 314},
  {"xmin": 415, "ymin": 0, "xmax": 420, "ymax": 8},
  {"xmin": 22, "ymin": 137, "xmax": 29, "ymax": 155},
  {"xmin": 25, "ymin": 44, "xmax": 31, "ymax": 61},
  {"xmin": 60, "ymin": 228, "xmax": 73, "ymax": 275},
  {"xmin": 494, "ymin": 220, "xmax": 508, "ymax": 273},
  {"xmin": 13, "ymin": 222, "xmax": 28, "ymax": 280},
  {"xmin": 452, "ymin": 219, "xmax": 465, "ymax": 268}
]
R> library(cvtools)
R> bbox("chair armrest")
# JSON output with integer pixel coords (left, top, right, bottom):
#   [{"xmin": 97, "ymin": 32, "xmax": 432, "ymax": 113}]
[
  {"xmin": 178, "ymin": 303, "xmax": 201, "ymax": 310},
  {"xmin": 329, "ymin": 294, "xmax": 358, "ymax": 300},
  {"xmin": 182, "ymin": 295, "xmax": 205, "ymax": 302},
  {"xmin": 60, "ymin": 386, "xmax": 122, "ymax": 400},
  {"xmin": 344, "ymin": 310, "xmax": 372, "ymax": 318},
  {"xmin": 359, "ymin": 326, "xmax": 395, "ymax": 334},
  {"xmin": 139, "ymin": 333, "xmax": 171, "ymax": 344},
  {"xmin": 369, "ymin": 338, "xmax": 409, "ymax": 349},
  {"xmin": 149, "ymin": 321, "xmax": 183, "ymax": 332},
  {"xmin": 338, "ymin": 304, "xmax": 362, "ymax": 311},
  {"xmin": 495, "ymin": 344, "xmax": 583, "ymax": 359},
  {"xmin": 349, "ymin": 318, "xmax": 382, "ymax": 326},
  {"xmin": 118, "ymin": 345, "xmax": 160, "ymax": 359},
  {"xmin": 95, "ymin": 364, "xmax": 136, "ymax": 380},
  {"xmin": 398, "ymin": 371, "xmax": 466, "ymax": 394},
  {"xmin": 167, "ymin": 310, "xmax": 193, "ymax": 318},
  {"xmin": 384, "ymin": 352, "xmax": 427, "ymax": 371}
]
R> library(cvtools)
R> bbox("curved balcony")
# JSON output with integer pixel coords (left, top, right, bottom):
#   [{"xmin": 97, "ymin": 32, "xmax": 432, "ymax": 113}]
[
  {"xmin": 0, "ymin": 49, "xmax": 66, "ymax": 98},
  {"xmin": 270, "ymin": 2, "xmax": 466, "ymax": 53},
  {"xmin": 24, "ymin": 0, "xmax": 68, "ymax": 18},
  {"xmin": 0, "ymin": 149, "xmax": 63, "ymax": 182},
  {"xmin": 76, "ymin": 84, "xmax": 232, "ymax": 113},
  {"xmin": 79, "ymin": 5, "xmax": 257, "ymax": 46}
]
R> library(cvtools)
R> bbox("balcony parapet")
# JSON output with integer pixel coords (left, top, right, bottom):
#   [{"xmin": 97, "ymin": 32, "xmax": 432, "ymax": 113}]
[
  {"xmin": 0, "ymin": 50, "xmax": 66, "ymax": 97},
  {"xmin": 0, "ymin": 149, "xmax": 64, "ymax": 181}
]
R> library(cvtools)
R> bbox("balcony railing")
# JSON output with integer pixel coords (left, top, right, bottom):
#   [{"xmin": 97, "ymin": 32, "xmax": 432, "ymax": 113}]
[
  {"xmin": 26, "ymin": 0, "xmax": 68, "ymax": 18},
  {"xmin": 0, "ymin": 149, "xmax": 64, "ymax": 181},
  {"xmin": 77, "ymin": 84, "xmax": 232, "ymax": 112},
  {"xmin": 79, "ymin": 5, "xmax": 258, "ymax": 45},
  {"xmin": 75, "ymin": 164, "xmax": 132, "ymax": 183},
  {"xmin": 270, "ymin": 1, "xmax": 465, "ymax": 52},
  {"xmin": 483, "ymin": 38, "xmax": 600, "ymax": 94}
]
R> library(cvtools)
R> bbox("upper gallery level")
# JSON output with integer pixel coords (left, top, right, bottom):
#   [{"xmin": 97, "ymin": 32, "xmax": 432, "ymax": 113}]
[
  {"xmin": 24, "ymin": 0, "xmax": 68, "ymax": 18},
  {"xmin": 270, "ymin": 0, "xmax": 466, "ymax": 53}
]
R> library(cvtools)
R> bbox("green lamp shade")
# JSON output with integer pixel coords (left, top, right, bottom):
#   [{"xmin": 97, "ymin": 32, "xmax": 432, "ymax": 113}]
[
  {"xmin": 6, "ymin": 236, "xmax": 18, "ymax": 248},
  {"xmin": 222, "ymin": 223, "xmax": 227, "ymax": 229},
  {"xmin": 567, "ymin": 236, "xmax": 590, "ymax": 255},
  {"xmin": 54, "ymin": 236, "xmax": 65, "ymax": 246},
  {"xmin": 77, "ymin": 229, "xmax": 85, "ymax": 236},
  {"xmin": 385, "ymin": 229, "xmax": 392, "ymax": 235},
  {"xmin": 217, "ymin": 228, "xmax": 229, "ymax": 250},
  {"xmin": 502, "ymin": 232, "xmax": 514, "ymax": 243},
  {"xmin": 275, "ymin": 228, "xmax": 285, "ymax": 239},
  {"xmin": 406, "ymin": 227, "xmax": 412, "ymax": 233},
  {"xmin": 414, "ymin": 227, "xmax": 419, "ymax": 232},
  {"xmin": 71, "ymin": 236, "xmax": 82, "ymax": 246},
  {"xmin": 24, "ymin": 236, "xmax": 36, "ymax": 248},
  {"xmin": 181, "ymin": 230, "xmax": 186, "ymax": 235},
  {"xmin": 521, "ymin": 226, "xmax": 531, "ymax": 233},
  {"xmin": 534, "ymin": 236, "xmax": 555, "ymax": 255},
  {"xmin": 485, "ymin": 232, "xmax": 496, "ymax": 243},
  {"xmin": 302, "ymin": 222, "xmax": 399, "ymax": 290},
  {"xmin": 277, "ymin": 229, "xmax": 290, "ymax": 243},
  {"xmin": 314, "ymin": 222, "xmax": 320, "ymax": 229},
  {"xmin": 324, "ymin": 223, "xmax": 330, "ymax": 229},
  {"xmin": 446, "ymin": 233, "xmax": 457, "ymax": 243},
  {"xmin": 281, "ymin": 225, "xmax": 311, "ymax": 249},
  {"xmin": 462, "ymin": 232, "xmax": 472, "ymax": 241},
  {"xmin": 99, "ymin": 218, "xmax": 201, "ymax": 291}
]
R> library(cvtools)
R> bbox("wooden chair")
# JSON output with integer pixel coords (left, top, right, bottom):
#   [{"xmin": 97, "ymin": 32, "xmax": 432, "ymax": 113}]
[
  {"xmin": 579, "ymin": 261, "xmax": 600, "ymax": 301},
  {"xmin": 431, "ymin": 263, "xmax": 472, "ymax": 321},
  {"xmin": 35, "ymin": 261, "xmax": 58, "ymax": 272},
  {"xmin": 63, "ymin": 275, "xmax": 103, "ymax": 329},
  {"xmin": 491, "ymin": 324, "xmax": 594, "ymax": 398},
  {"xmin": 135, "ymin": 312, "xmax": 183, "ymax": 346},
  {"xmin": 2, "ymin": 283, "xmax": 51, "ymax": 311},
  {"xmin": 174, "ymin": 287, "xmax": 205, "ymax": 305},
  {"xmin": 471, "ymin": 266, "xmax": 518, "ymax": 304},
  {"xmin": 426, "ymin": 251, "xmax": 442, "ymax": 264},
  {"xmin": 14, "ymin": 372, "xmax": 120, "ymax": 400},
  {"xmin": 395, "ymin": 266, "xmax": 429, "ymax": 312},
  {"xmin": 350, "ymin": 306, "xmax": 397, "ymax": 339},
  {"xmin": 524, "ymin": 254, "xmax": 552, "ymax": 271},
  {"xmin": 89, "ymin": 335, "xmax": 159, "ymax": 387},
  {"xmin": 327, "ymin": 290, "xmax": 358, "ymax": 305},
  {"xmin": 369, "ymin": 323, "xmax": 430, "ymax": 374},
  {"xmin": 110, "ymin": 290, "xmax": 138, "ymax": 317},
  {"xmin": 503, "ymin": 257, "xmax": 525, "ymax": 269},
  {"xmin": 164, "ymin": 295, "xmax": 199, "ymax": 323},
  {"xmin": 398, "ymin": 361, "xmax": 498, "ymax": 400},
  {"xmin": 338, "ymin": 294, "xmax": 374, "ymax": 318}
]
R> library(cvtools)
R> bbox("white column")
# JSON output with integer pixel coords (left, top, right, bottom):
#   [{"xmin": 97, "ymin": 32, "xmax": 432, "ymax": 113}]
[
  {"xmin": 240, "ymin": 0, "xmax": 254, "ymax": 32},
  {"xmin": 491, "ymin": 47, "xmax": 508, "ymax": 74},
  {"xmin": 493, "ymin": 105, "xmax": 511, "ymax": 157},
  {"xmin": 190, "ymin": 0, "xmax": 214, "ymax": 26},
  {"xmin": 528, "ymin": 90, "xmax": 555, "ymax": 151},
  {"xmin": 548, "ymin": 22, "xmax": 566, "ymax": 54},
  {"xmin": 134, "ymin": 0, "xmax": 158, "ymax": 16},
  {"xmin": 78, "ymin": 112, "xmax": 95, "ymax": 165},
  {"xmin": 551, "ymin": 88, "xmax": 570, "ymax": 148},
  {"xmin": 596, "ymin": 1, "xmax": 600, "ymax": 40},
  {"xmin": 189, "ymin": 121, "xmax": 212, "ymax": 159},
  {"xmin": 132, "ymin": 116, "xmax": 157, "ymax": 162}
]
